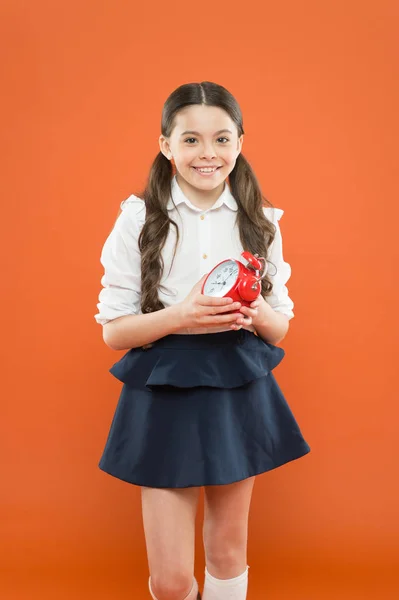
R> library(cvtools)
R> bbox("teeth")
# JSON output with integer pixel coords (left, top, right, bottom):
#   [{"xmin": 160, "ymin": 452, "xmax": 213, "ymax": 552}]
[{"xmin": 195, "ymin": 167, "xmax": 217, "ymax": 173}]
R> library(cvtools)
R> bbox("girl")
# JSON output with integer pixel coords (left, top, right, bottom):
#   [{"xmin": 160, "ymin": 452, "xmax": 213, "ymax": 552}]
[{"xmin": 95, "ymin": 81, "xmax": 310, "ymax": 600}]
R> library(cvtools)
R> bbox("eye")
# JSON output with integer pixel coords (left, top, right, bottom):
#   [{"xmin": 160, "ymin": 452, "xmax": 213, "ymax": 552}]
[{"xmin": 184, "ymin": 137, "xmax": 230, "ymax": 144}]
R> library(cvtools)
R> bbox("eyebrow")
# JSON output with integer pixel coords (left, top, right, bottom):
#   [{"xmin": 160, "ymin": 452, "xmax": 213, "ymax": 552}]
[{"xmin": 180, "ymin": 129, "xmax": 233, "ymax": 136}]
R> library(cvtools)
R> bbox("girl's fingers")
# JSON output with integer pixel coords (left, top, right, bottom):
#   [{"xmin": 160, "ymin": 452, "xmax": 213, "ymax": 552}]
[
  {"xmin": 197, "ymin": 298, "xmax": 242, "ymax": 314},
  {"xmin": 251, "ymin": 297, "xmax": 264, "ymax": 307},
  {"xmin": 235, "ymin": 315, "xmax": 252, "ymax": 326},
  {"xmin": 231, "ymin": 302, "xmax": 261, "ymax": 329},
  {"xmin": 240, "ymin": 306, "xmax": 258, "ymax": 318}
]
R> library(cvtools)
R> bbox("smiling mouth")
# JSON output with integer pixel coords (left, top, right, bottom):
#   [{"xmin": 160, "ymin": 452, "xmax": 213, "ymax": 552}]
[{"xmin": 192, "ymin": 166, "xmax": 222, "ymax": 173}]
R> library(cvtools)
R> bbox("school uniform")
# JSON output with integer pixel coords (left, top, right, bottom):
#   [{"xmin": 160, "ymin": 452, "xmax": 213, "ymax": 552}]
[{"xmin": 94, "ymin": 175, "xmax": 310, "ymax": 488}]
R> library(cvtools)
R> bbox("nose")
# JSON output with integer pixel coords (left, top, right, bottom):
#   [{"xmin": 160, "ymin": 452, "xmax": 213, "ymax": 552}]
[{"xmin": 200, "ymin": 142, "xmax": 217, "ymax": 160}]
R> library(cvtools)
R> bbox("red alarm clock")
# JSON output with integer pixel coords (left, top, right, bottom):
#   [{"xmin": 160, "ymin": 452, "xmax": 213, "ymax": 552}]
[{"xmin": 201, "ymin": 251, "xmax": 267, "ymax": 308}]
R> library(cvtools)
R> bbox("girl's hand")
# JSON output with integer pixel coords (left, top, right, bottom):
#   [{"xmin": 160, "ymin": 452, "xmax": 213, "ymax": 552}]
[
  {"xmin": 178, "ymin": 275, "xmax": 244, "ymax": 332},
  {"xmin": 235, "ymin": 296, "xmax": 268, "ymax": 331}
]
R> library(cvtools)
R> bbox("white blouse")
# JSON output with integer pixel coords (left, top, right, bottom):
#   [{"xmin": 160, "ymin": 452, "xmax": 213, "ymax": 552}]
[{"xmin": 94, "ymin": 175, "xmax": 294, "ymax": 326}]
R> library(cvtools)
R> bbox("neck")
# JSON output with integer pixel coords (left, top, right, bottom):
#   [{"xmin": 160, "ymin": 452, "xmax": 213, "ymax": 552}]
[{"xmin": 175, "ymin": 173, "xmax": 226, "ymax": 210}]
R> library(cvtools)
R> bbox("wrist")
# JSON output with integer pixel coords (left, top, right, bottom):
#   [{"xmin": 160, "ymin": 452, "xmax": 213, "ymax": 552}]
[
  {"xmin": 166, "ymin": 303, "xmax": 186, "ymax": 332},
  {"xmin": 253, "ymin": 303, "xmax": 290, "ymax": 345}
]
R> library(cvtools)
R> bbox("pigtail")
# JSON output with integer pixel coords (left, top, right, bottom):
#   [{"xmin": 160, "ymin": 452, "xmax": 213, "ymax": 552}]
[
  {"xmin": 138, "ymin": 152, "xmax": 179, "ymax": 314},
  {"xmin": 229, "ymin": 154, "xmax": 276, "ymax": 297}
]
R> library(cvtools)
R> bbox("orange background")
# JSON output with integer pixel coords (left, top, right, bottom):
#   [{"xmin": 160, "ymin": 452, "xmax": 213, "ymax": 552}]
[{"xmin": 1, "ymin": 1, "xmax": 398, "ymax": 598}]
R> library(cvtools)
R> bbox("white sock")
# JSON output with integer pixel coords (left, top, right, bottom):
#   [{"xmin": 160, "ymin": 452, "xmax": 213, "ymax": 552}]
[
  {"xmin": 202, "ymin": 566, "xmax": 249, "ymax": 600},
  {"xmin": 148, "ymin": 575, "xmax": 199, "ymax": 600}
]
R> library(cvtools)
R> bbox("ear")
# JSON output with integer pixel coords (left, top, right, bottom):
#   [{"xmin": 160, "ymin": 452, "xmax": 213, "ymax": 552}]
[
  {"xmin": 159, "ymin": 135, "xmax": 173, "ymax": 160},
  {"xmin": 237, "ymin": 134, "xmax": 244, "ymax": 155}
]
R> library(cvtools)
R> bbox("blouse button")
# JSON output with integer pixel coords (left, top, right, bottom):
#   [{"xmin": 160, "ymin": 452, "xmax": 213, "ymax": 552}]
[
  {"xmin": 202, "ymin": 253, "xmax": 208, "ymax": 259},
  {"xmin": 200, "ymin": 215, "xmax": 205, "ymax": 220}
]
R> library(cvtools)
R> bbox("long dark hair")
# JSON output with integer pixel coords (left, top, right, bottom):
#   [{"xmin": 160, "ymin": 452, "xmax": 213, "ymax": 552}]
[{"xmin": 135, "ymin": 81, "xmax": 276, "ymax": 314}]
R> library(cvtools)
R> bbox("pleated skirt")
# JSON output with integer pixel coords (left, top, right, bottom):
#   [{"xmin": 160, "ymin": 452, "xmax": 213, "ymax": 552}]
[{"xmin": 99, "ymin": 329, "xmax": 310, "ymax": 488}]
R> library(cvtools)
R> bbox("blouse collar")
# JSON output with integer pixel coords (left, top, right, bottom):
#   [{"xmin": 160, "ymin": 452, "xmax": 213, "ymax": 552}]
[{"xmin": 167, "ymin": 174, "xmax": 238, "ymax": 212}]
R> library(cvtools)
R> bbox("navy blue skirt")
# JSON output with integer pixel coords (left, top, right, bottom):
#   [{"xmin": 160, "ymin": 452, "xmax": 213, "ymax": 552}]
[{"xmin": 99, "ymin": 329, "xmax": 310, "ymax": 488}]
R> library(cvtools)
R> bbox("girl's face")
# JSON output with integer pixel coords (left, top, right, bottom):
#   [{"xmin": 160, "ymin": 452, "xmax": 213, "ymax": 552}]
[{"xmin": 159, "ymin": 104, "xmax": 244, "ymax": 193}]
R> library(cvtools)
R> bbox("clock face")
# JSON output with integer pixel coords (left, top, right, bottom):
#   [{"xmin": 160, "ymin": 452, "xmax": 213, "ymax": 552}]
[{"xmin": 203, "ymin": 260, "xmax": 239, "ymax": 297}]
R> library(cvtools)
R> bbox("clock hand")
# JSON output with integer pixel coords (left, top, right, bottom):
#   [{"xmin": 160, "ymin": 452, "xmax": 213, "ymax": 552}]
[
  {"xmin": 221, "ymin": 270, "xmax": 235, "ymax": 285},
  {"xmin": 221, "ymin": 270, "xmax": 234, "ymax": 284}
]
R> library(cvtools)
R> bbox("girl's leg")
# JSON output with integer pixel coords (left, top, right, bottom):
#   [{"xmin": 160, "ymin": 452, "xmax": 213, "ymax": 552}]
[
  {"xmin": 141, "ymin": 485, "xmax": 201, "ymax": 600},
  {"xmin": 202, "ymin": 477, "xmax": 256, "ymax": 600}
]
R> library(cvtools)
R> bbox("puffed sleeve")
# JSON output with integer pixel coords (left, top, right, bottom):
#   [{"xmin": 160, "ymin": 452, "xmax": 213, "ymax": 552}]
[
  {"xmin": 263, "ymin": 207, "xmax": 295, "ymax": 320},
  {"xmin": 94, "ymin": 195, "xmax": 146, "ymax": 325}
]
